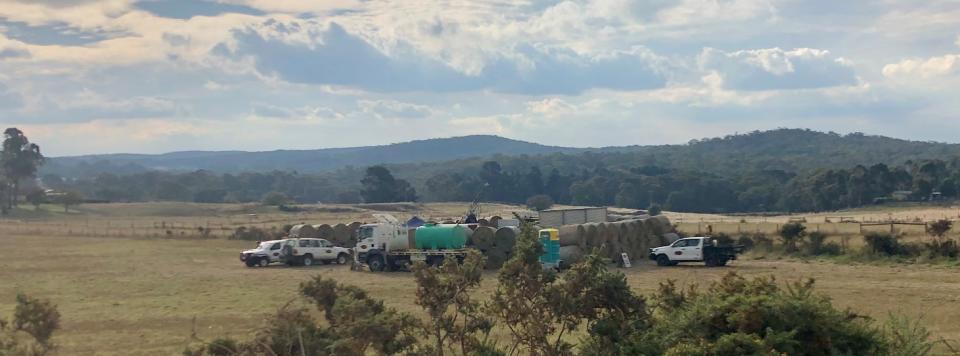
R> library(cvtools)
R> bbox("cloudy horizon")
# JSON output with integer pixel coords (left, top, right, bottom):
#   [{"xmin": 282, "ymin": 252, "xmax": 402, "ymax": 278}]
[{"xmin": 1, "ymin": 0, "xmax": 958, "ymax": 156}]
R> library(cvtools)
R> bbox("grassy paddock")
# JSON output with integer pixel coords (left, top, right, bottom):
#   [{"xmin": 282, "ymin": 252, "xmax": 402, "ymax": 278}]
[{"xmin": 2, "ymin": 234, "xmax": 959, "ymax": 355}]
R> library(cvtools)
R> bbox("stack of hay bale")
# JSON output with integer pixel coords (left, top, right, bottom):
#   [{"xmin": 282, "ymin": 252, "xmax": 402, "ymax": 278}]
[
  {"xmin": 554, "ymin": 215, "xmax": 673, "ymax": 265},
  {"xmin": 313, "ymin": 224, "xmax": 335, "ymax": 241},
  {"xmin": 289, "ymin": 224, "xmax": 318, "ymax": 238},
  {"xmin": 466, "ymin": 226, "xmax": 521, "ymax": 270},
  {"xmin": 302, "ymin": 222, "xmax": 366, "ymax": 247}
]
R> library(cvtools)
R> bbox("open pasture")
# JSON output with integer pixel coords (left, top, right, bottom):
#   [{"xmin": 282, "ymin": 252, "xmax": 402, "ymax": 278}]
[{"xmin": 2, "ymin": 233, "xmax": 959, "ymax": 355}]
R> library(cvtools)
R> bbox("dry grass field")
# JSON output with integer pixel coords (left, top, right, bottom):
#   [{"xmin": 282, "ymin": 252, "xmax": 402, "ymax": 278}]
[
  {"xmin": 3, "ymin": 202, "xmax": 960, "ymax": 354},
  {"xmin": 2, "ymin": 233, "xmax": 960, "ymax": 355}
]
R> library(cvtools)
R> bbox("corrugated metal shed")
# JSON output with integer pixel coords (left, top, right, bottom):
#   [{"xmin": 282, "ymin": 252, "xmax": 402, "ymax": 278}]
[{"xmin": 538, "ymin": 207, "xmax": 608, "ymax": 227}]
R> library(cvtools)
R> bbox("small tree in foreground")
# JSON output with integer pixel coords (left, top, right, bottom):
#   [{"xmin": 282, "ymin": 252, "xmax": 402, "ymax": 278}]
[
  {"xmin": 489, "ymin": 223, "xmax": 646, "ymax": 356},
  {"xmin": 412, "ymin": 249, "xmax": 497, "ymax": 356},
  {"xmin": 185, "ymin": 276, "xmax": 420, "ymax": 356},
  {"xmin": 1, "ymin": 293, "xmax": 61, "ymax": 356}
]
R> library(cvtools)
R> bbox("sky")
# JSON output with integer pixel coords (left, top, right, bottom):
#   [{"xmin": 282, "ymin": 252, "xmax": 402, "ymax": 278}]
[{"xmin": 0, "ymin": 0, "xmax": 958, "ymax": 156}]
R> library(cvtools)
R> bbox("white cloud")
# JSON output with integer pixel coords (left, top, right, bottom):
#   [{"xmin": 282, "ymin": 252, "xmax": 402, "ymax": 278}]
[
  {"xmin": 3, "ymin": 0, "xmax": 960, "ymax": 155},
  {"xmin": 526, "ymin": 98, "xmax": 576, "ymax": 116},
  {"xmin": 883, "ymin": 54, "xmax": 959, "ymax": 79},
  {"xmin": 358, "ymin": 99, "xmax": 434, "ymax": 119},
  {"xmin": 698, "ymin": 47, "xmax": 858, "ymax": 90},
  {"xmin": 0, "ymin": 34, "xmax": 31, "ymax": 58}
]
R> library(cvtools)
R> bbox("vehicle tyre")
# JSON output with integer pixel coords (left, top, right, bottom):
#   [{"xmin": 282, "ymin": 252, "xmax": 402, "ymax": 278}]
[
  {"xmin": 258, "ymin": 258, "xmax": 269, "ymax": 267},
  {"xmin": 302, "ymin": 254, "xmax": 314, "ymax": 267},
  {"xmin": 656, "ymin": 254, "xmax": 671, "ymax": 267},
  {"xmin": 717, "ymin": 258, "xmax": 728, "ymax": 267},
  {"xmin": 245, "ymin": 260, "xmax": 257, "ymax": 267},
  {"xmin": 368, "ymin": 255, "xmax": 385, "ymax": 272},
  {"xmin": 337, "ymin": 253, "xmax": 350, "ymax": 265}
]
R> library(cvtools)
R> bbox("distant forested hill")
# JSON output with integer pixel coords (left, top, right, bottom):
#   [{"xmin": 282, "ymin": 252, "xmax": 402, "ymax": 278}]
[
  {"xmin": 42, "ymin": 135, "xmax": 580, "ymax": 177},
  {"xmin": 40, "ymin": 129, "xmax": 960, "ymax": 213},
  {"xmin": 626, "ymin": 129, "xmax": 960, "ymax": 175}
]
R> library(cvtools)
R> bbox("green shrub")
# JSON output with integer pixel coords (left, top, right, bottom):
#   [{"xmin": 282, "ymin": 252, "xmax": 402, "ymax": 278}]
[
  {"xmin": 924, "ymin": 239, "xmax": 959, "ymax": 258},
  {"xmin": 864, "ymin": 232, "xmax": 906, "ymax": 256},
  {"xmin": 779, "ymin": 222, "xmax": 807, "ymax": 253},
  {"xmin": 710, "ymin": 232, "xmax": 734, "ymax": 245},
  {"xmin": 736, "ymin": 233, "xmax": 756, "ymax": 251},
  {"xmin": 261, "ymin": 191, "xmax": 291, "ymax": 206},
  {"xmin": 612, "ymin": 273, "xmax": 887, "ymax": 355},
  {"xmin": 647, "ymin": 203, "xmax": 662, "ymax": 216},
  {"xmin": 1, "ymin": 294, "xmax": 60, "ymax": 356},
  {"xmin": 751, "ymin": 233, "xmax": 774, "ymax": 251},
  {"xmin": 525, "ymin": 194, "xmax": 555, "ymax": 211},
  {"xmin": 805, "ymin": 232, "xmax": 841, "ymax": 256}
]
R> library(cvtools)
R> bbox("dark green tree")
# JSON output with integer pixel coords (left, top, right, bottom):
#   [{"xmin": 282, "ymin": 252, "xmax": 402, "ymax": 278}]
[
  {"xmin": 526, "ymin": 194, "xmax": 554, "ymax": 211},
  {"xmin": 25, "ymin": 188, "xmax": 46, "ymax": 211},
  {"xmin": 360, "ymin": 166, "xmax": 417, "ymax": 203},
  {"xmin": 2, "ymin": 128, "xmax": 44, "ymax": 210}
]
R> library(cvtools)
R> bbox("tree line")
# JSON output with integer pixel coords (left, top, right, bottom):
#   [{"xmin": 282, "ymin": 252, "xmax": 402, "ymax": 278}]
[
  {"xmin": 35, "ymin": 156, "xmax": 960, "ymax": 213},
  {"xmin": 9, "ymin": 125, "xmax": 960, "ymax": 213}
]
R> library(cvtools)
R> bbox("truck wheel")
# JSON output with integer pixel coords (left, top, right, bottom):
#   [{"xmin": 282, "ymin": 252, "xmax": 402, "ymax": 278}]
[
  {"xmin": 245, "ymin": 259, "xmax": 257, "ymax": 267},
  {"xmin": 656, "ymin": 255, "xmax": 672, "ymax": 267},
  {"xmin": 368, "ymin": 255, "xmax": 385, "ymax": 272},
  {"xmin": 302, "ymin": 255, "xmax": 314, "ymax": 267},
  {"xmin": 717, "ymin": 258, "xmax": 728, "ymax": 267},
  {"xmin": 258, "ymin": 258, "xmax": 269, "ymax": 267},
  {"xmin": 337, "ymin": 253, "xmax": 350, "ymax": 265}
]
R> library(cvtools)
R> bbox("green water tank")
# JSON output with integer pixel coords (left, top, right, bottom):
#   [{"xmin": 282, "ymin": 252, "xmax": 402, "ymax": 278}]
[{"xmin": 415, "ymin": 224, "xmax": 469, "ymax": 250}]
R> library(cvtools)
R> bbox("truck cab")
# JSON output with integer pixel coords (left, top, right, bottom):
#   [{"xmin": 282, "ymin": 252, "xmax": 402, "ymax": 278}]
[
  {"xmin": 355, "ymin": 215, "xmax": 410, "ymax": 256},
  {"xmin": 649, "ymin": 237, "xmax": 743, "ymax": 267}
]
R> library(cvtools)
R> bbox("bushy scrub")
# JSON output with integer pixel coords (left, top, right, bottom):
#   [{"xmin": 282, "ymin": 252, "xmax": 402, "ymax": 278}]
[
  {"xmin": 0, "ymin": 294, "xmax": 61, "ymax": 356},
  {"xmin": 805, "ymin": 231, "xmax": 842, "ymax": 256}
]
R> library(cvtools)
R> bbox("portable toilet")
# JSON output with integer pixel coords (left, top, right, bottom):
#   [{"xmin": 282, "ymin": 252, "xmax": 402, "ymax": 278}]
[{"xmin": 539, "ymin": 228, "xmax": 561, "ymax": 270}]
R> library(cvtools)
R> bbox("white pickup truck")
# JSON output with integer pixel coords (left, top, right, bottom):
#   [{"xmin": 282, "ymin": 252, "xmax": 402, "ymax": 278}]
[
  {"xmin": 240, "ymin": 238, "xmax": 352, "ymax": 267},
  {"xmin": 648, "ymin": 237, "xmax": 744, "ymax": 267}
]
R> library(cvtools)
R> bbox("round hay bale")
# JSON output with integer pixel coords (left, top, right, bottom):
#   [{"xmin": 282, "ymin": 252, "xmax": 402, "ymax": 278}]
[
  {"xmin": 494, "ymin": 227, "xmax": 518, "ymax": 251},
  {"xmin": 332, "ymin": 223, "xmax": 351, "ymax": 246},
  {"xmin": 469, "ymin": 226, "xmax": 496, "ymax": 251},
  {"xmin": 595, "ymin": 223, "xmax": 612, "ymax": 251},
  {"xmin": 489, "ymin": 216, "xmax": 502, "ymax": 227},
  {"xmin": 662, "ymin": 232, "xmax": 681, "ymax": 245},
  {"xmin": 583, "ymin": 223, "xmax": 600, "ymax": 249},
  {"xmin": 478, "ymin": 218, "xmax": 491, "ymax": 227},
  {"xmin": 313, "ymin": 224, "xmax": 334, "ymax": 240},
  {"xmin": 558, "ymin": 225, "xmax": 583, "ymax": 247},
  {"xmin": 648, "ymin": 216, "xmax": 671, "ymax": 235},
  {"xmin": 346, "ymin": 222, "xmax": 363, "ymax": 246},
  {"xmin": 289, "ymin": 224, "xmax": 318, "ymax": 238},
  {"xmin": 618, "ymin": 222, "xmax": 634, "ymax": 257},
  {"xmin": 559, "ymin": 246, "xmax": 585, "ymax": 265},
  {"xmin": 601, "ymin": 223, "xmax": 620, "ymax": 259}
]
